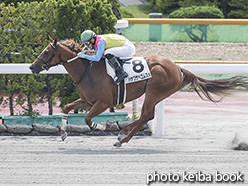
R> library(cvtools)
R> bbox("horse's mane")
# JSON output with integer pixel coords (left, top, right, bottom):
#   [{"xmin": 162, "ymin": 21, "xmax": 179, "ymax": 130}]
[{"xmin": 60, "ymin": 39, "xmax": 81, "ymax": 53}]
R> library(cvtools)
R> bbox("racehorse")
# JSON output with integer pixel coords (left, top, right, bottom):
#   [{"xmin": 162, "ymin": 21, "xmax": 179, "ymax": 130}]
[{"xmin": 30, "ymin": 36, "xmax": 248, "ymax": 147}]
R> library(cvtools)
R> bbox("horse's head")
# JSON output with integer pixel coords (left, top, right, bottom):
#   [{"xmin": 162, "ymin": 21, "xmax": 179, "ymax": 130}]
[{"xmin": 29, "ymin": 36, "xmax": 62, "ymax": 74}]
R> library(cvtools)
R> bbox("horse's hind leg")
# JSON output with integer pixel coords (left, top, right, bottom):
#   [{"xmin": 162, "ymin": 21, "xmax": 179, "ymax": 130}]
[
  {"xmin": 116, "ymin": 67, "xmax": 181, "ymax": 146},
  {"xmin": 118, "ymin": 107, "xmax": 147, "ymax": 141},
  {"xmin": 114, "ymin": 99, "xmax": 156, "ymax": 147},
  {"xmin": 60, "ymin": 98, "xmax": 92, "ymax": 141},
  {"xmin": 117, "ymin": 105, "xmax": 147, "ymax": 140},
  {"xmin": 115, "ymin": 83, "xmax": 160, "ymax": 146},
  {"xmin": 117, "ymin": 121, "xmax": 139, "ymax": 141}
]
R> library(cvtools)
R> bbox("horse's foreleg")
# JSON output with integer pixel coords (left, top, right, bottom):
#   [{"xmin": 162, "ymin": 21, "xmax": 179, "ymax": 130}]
[
  {"xmin": 60, "ymin": 98, "xmax": 92, "ymax": 141},
  {"xmin": 85, "ymin": 101, "xmax": 110, "ymax": 130},
  {"xmin": 63, "ymin": 98, "xmax": 92, "ymax": 114}
]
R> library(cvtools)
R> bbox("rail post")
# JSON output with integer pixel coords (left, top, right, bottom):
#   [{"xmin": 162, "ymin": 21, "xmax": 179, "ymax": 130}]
[{"xmin": 156, "ymin": 100, "xmax": 165, "ymax": 136}]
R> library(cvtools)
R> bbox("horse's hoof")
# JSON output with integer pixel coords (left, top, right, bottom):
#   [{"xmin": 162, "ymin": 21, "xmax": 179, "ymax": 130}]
[
  {"xmin": 113, "ymin": 141, "xmax": 122, "ymax": 147},
  {"xmin": 118, "ymin": 134, "xmax": 126, "ymax": 141},
  {"xmin": 61, "ymin": 132, "xmax": 68, "ymax": 141}
]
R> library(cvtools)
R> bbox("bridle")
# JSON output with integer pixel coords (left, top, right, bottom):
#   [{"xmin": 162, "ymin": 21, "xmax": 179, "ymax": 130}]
[
  {"xmin": 36, "ymin": 42, "xmax": 93, "ymax": 87},
  {"xmin": 38, "ymin": 42, "xmax": 79, "ymax": 71},
  {"xmin": 37, "ymin": 42, "xmax": 64, "ymax": 71}
]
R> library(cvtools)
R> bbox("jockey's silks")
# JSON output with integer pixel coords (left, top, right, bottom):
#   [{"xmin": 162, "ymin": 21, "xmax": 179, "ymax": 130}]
[
  {"xmin": 97, "ymin": 34, "xmax": 127, "ymax": 49},
  {"xmin": 84, "ymin": 34, "xmax": 129, "ymax": 62}
]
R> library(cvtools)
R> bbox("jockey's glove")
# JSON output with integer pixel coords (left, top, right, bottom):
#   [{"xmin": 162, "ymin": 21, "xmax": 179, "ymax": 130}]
[{"xmin": 77, "ymin": 52, "xmax": 85, "ymax": 58}]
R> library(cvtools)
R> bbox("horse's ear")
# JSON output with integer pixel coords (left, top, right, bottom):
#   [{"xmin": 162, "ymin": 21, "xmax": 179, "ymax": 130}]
[
  {"xmin": 54, "ymin": 37, "xmax": 58, "ymax": 46},
  {"xmin": 47, "ymin": 34, "xmax": 53, "ymax": 43}
]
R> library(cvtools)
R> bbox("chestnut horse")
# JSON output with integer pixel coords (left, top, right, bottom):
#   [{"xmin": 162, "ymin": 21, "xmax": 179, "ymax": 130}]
[{"xmin": 30, "ymin": 37, "xmax": 247, "ymax": 147}]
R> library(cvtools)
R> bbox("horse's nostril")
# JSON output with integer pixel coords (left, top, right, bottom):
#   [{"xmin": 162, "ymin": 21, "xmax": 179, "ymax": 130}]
[{"xmin": 29, "ymin": 65, "xmax": 34, "ymax": 70}]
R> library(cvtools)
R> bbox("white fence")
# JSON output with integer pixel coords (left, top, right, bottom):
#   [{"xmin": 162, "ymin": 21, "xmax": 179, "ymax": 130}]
[
  {"xmin": 1, "ymin": 62, "xmax": 248, "ymax": 136},
  {"xmin": 1, "ymin": 62, "xmax": 248, "ymax": 74},
  {"xmin": 0, "ymin": 64, "xmax": 66, "ymax": 74}
]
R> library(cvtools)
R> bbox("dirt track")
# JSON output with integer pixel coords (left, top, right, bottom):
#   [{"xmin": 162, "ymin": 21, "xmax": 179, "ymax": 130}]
[
  {"xmin": 0, "ymin": 135, "xmax": 247, "ymax": 185},
  {"xmin": 0, "ymin": 92, "xmax": 248, "ymax": 185}
]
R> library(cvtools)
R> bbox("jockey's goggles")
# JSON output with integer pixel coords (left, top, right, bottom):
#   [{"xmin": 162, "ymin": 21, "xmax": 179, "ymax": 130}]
[{"xmin": 84, "ymin": 40, "xmax": 93, "ymax": 48}]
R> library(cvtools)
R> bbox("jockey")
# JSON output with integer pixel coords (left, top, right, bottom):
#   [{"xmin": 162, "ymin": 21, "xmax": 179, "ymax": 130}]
[{"xmin": 77, "ymin": 30, "xmax": 135, "ymax": 84}]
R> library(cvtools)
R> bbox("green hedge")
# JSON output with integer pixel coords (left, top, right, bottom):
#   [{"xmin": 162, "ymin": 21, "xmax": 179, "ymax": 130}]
[{"xmin": 169, "ymin": 6, "xmax": 224, "ymax": 18}]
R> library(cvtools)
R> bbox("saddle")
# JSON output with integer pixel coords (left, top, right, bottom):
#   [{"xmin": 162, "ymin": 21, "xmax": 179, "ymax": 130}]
[
  {"xmin": 118, "ymin": 57, "xmax": 132, "ymax": 64},
  {"xmin": 105, "ymin": 57, "xmax": 152, "ymax": 105}
]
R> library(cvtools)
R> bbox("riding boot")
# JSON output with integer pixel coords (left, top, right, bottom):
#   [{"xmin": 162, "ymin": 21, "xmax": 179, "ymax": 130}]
[{"xmin": 105, "ymin": 54, "xmax": 128, "ymax": 84}]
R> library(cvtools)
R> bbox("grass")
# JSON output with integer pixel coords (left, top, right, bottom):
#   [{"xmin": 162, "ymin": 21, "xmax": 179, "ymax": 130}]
[
  {"xmin": 121, "ymin": 4, "xmax": 156, "ymax": 18},
  {"xmin": 120, "ymin": 4, "xmax": 168, "ymax": 18}
]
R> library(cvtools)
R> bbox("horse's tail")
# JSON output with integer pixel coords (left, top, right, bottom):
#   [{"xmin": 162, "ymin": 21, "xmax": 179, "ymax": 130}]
[{"xmin": 180, "ymin": 67, "xmax": 248, "ymax": 102}]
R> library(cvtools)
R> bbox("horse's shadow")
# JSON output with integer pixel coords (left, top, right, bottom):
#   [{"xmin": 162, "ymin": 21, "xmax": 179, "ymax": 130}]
[
  {"xmin": 24, "ymin": 146, "xmax": 170, "ymax": 155},
  {"xmin": 56, "ymin": 148, "xmax": 170, "ymax": 155}
]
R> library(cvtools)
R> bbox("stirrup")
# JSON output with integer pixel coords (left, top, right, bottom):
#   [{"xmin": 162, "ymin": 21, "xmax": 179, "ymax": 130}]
[{"xmin": 115, "ymin": 72, "xmax": 128, "ymax": 84}]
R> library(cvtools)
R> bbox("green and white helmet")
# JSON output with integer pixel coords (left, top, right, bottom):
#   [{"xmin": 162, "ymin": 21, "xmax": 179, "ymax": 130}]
[{"xmin": 80, "ymin": 30, "xmax": 96, "ymax": 43}]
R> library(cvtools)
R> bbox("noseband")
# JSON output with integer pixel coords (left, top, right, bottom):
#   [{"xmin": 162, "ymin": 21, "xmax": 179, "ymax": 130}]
[{"xmin": 37, "ymin": 43, "xmax": 63, "ymax": 70}]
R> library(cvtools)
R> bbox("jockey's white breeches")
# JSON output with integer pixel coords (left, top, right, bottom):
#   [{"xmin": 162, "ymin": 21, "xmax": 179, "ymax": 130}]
[{"xmin": 104, "ymin": 40, "xmax": 135, "ymax": 57}]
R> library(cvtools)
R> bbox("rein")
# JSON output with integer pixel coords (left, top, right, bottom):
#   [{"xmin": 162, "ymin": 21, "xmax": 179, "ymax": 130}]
[
  {"xmin": 39, "ymin": 42, "xmax": 94, "ymax": 87},
  {"xmin": 73, "ymin": 61, "xmax": 94, "ymax": 88}
]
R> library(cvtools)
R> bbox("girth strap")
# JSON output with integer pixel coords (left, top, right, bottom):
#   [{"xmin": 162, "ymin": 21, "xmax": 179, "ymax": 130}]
[{"xmin": 73, "ymin": 60, "xmax": 94, "ymax": 88}]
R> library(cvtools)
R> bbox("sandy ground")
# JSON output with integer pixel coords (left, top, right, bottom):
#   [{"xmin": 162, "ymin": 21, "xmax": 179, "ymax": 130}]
[
  {"xmin": 134, "ymin": 42, "xmax": 248, "ymax": 61},
  {"xmin": 0, "ymin": 91, "xmax": 248, "ymax": 185}
]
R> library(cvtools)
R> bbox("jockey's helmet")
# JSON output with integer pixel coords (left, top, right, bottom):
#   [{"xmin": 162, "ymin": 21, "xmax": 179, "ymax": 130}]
[{"xmin": 80, "ymin": 30, "xmax": 96, "ymax": 43}]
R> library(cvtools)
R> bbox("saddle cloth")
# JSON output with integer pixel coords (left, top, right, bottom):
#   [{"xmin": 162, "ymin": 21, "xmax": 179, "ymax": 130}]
[{"xmin": 105, "ymin": 57, "xmax": 152, "ymax": 105}]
